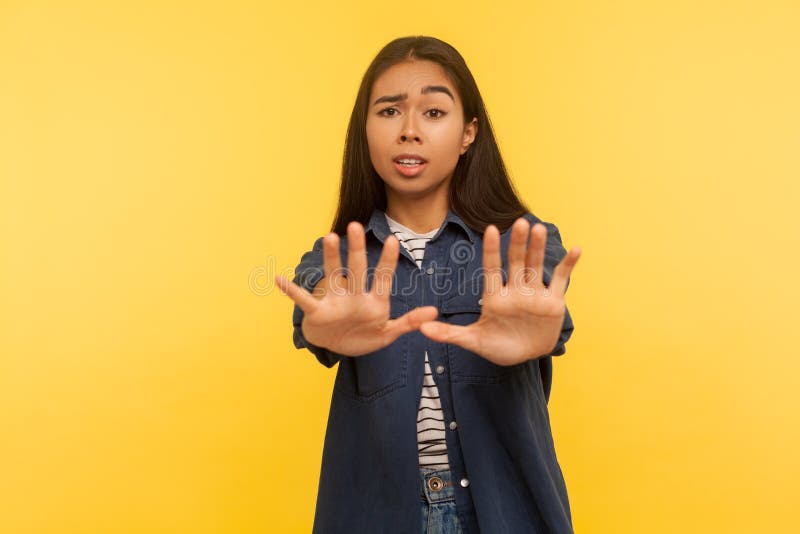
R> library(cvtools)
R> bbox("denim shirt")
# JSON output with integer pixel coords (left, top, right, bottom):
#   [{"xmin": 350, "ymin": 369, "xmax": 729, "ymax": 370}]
[{"xmin": 291, "ymin": 208, "xmax": 575, "ymax": 534}]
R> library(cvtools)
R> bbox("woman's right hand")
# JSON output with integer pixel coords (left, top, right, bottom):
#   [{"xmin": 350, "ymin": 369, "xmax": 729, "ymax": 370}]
[{"xmin": 276, "ymin": 221, "xmax": 439, "ymax": 357}]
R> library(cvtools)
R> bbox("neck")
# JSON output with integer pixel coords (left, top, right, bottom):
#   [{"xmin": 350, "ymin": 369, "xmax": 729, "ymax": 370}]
[{"xmin": 385, "ymin": 183, "xmax": 449, "ymax": 234}]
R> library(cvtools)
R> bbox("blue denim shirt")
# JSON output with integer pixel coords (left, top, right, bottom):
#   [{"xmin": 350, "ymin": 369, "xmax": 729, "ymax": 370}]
[{"xmin": 291, "ymin": 208, "xmax": 575, "ymax": 533}]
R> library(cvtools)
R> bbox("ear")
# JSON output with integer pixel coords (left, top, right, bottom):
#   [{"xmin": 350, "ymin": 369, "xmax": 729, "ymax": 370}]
[{"xmin": 460, "ymin": 117, "xmax": 478, "ymax": 155}]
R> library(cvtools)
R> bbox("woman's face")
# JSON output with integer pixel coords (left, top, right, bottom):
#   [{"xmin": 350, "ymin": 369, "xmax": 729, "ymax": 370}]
[{"xmin": 366, "ymin": 59, "xmax": 477, "ymax": 203}]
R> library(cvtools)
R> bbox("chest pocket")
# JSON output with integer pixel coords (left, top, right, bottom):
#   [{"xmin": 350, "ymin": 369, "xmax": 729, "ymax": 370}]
[
  {"xmin": 333, "ymin": 294, "xmax": 409, "ymax": 402},
  {"xmin": 441, "ymin": 278, "xmax": 526, "ymax": 383}
]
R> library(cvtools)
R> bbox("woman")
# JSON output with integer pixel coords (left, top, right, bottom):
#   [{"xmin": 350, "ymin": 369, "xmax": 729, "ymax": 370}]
[{"xmin": 276, "ymin": 35, "xmax": 581, "ymax": 533}]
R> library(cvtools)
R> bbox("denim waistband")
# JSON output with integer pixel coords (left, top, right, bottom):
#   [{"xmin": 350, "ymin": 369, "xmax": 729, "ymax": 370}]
[{"xmin": 420, "ymin": 467, "xmax": 456, "ymax": 504}]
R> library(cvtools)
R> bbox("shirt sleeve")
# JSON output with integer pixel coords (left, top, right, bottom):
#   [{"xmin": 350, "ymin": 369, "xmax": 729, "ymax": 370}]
[
  {"xmin": 538, "ymin": 220, "xmax": 575, "ymax": 358},
  {"xmin": 290, "ymin": 235, "xmax": 343, "ymax": 368}
]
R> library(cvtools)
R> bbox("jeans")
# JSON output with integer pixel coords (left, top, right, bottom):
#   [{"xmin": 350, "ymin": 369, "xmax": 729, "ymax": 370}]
[{"xmin": 420, "ymin": 467, "xmax": 463, "ymax": 533}]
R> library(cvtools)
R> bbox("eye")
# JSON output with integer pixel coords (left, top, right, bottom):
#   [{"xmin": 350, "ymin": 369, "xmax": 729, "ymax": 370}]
[{"xmin": 377, "ymin": 107, "xmax": 448, "ymax": 118}]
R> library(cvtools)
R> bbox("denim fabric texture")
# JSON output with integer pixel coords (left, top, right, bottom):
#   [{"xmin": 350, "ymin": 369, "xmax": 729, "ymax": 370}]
[
  {"xmin": 292, "ymin": 208, "xmax": 575, "ymax": 533},
  {"xmin": 421, "ymin": 467, "xmax": 462, "ymax": 533}
]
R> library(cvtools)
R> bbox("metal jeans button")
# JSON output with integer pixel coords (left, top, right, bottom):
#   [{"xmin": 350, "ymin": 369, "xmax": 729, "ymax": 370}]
[{"xmin": 428, "ymin": 476, "xmax": 444, "ymax": 492}]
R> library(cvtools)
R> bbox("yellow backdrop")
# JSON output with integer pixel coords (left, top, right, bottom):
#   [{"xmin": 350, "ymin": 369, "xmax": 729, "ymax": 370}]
[{"xmin": 2, "ymin": 1, "xmax": 798, "ymax": 532}]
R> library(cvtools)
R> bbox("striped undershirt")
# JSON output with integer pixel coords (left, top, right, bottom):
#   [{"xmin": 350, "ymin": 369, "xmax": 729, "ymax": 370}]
[{"xmin": 384, "ymin": 212, "xmax": 450, "ymax": 471}]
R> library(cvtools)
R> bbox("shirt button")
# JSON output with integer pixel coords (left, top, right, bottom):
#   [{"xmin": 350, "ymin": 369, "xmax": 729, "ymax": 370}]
[
  {"xmin": 426, "ymin": 267, "xmax": 435, "ymax": 275},
  {"xmin": 478, "ymin": 298, "xmax": 483, "ymax": 305},
  {"xmin": 435, "ymin": 364, "xmax": 445, "ymax": 375},
  {"xmin": 449, "ymin": 421, "xmax": 458, "ymax": 430},
  {"xmin": 460, "ymin": 477, "xmax": 470, "ymax": 488}
]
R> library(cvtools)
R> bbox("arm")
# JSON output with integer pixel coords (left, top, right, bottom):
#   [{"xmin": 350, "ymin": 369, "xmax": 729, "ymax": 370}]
[
  {"xmin": 290, "ymin": 236, "xmax": 342, "ymax": 368},
  {"xmin": 535, "ymin": 221, "xmax": 575, "ymax": 403},
  {"xmin": 538, "ymin": 221, "xmax": 575, "ymax": 357}
]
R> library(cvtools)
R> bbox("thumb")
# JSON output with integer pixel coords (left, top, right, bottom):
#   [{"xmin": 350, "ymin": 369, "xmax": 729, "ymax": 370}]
[
  {"xmin": 385, "ymin": 306, "xmax": 439, "ymax": 339},
  {"xmin": 419, "ymin": 320, "xmax": 453, "ymax": 343},
  {"xmin": 419, "ymin": 321, "xmax": 477, "ymax": 352}
]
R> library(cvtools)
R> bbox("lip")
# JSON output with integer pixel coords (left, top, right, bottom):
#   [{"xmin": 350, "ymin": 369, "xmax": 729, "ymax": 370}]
[
  {"xmin": 392, "ymin": 153, "xmax": 428, "ymax": 177},
  {"xmin": 393, "ymin": 160, "xmax": 428, "ymax": 177},
  {"xmin": 393, "ymin": 153, "xmax": 428, "ymax": 163}
]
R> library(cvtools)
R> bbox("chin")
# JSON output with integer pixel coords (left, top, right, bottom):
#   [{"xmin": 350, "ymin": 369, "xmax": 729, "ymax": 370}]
[{"xmin": 390, "ymin": 180, "xmax": 445, "ymax": 198}]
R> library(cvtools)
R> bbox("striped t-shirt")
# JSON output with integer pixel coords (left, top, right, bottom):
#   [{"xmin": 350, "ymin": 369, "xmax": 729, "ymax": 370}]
[{"xmin": 384, "ymin": 212, "xmax": 450, "ymax": 471}]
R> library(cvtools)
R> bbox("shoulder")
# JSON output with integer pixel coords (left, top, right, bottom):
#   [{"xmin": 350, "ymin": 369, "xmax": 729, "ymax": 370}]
[
  {"xmin": 518, "ymin": 212, "xmax": 568, "ymax": 261},
  {"xmin": 518, "ymin": 212, "xmax": 563, "ymax": 238}
]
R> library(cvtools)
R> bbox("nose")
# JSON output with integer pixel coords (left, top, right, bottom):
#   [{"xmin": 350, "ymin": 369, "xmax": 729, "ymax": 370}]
[{"xmin": 399, "ymin": 114, "xmax": 421, "ymax": 143}]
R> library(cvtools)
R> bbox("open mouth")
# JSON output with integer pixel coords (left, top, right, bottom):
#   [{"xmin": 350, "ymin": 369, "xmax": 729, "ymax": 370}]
[
  {"xmin": 395, "ymin": 158, "xmax": 425, "ymax": 166},
  {"xmin": 393, "ymin": 156, "xmax": 428, "ymax": 177},
  {"xmin": 393, "ymin": 159, "xmax": 427, "ymax": 177}
]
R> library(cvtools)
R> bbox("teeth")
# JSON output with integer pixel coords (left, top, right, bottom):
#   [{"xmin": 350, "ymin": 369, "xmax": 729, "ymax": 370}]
[{"xmin": 397, "ymin": 159, "xmax": 423, "ymax": 164}]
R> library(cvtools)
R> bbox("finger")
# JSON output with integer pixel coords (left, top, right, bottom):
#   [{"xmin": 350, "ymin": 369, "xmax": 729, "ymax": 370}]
[
  {"xmin": 275, "ymin": 274, "xmax": 320, "ymax": 315},
  {"xmin": 419, "ymin": 321, "xmax": 480, "ymax": 353},
  {"xmin": 547, "ymin": 246, "xmax": 582, "ymax": 296},
  {"xmin": 371, "ymin": 235, "xmax": 399, "ymax": 300},
  {"xmin": 524, "ymin": 223, "xmax": 547, "ymax": 288},
  {"xmin": 508, "ymin": 218, "xmax": 530, "ymax": 290},
  {"xmin": 482, "ymin": 224, "xmax": 503, "ymax": 298},
  {"xmin": 322, "ymin": 232, "xmax": 345, "ymax": 291},
  {"xmin": 346, "ymin": 221, "xmax": 368, "ymax": 295},
  {"xmin": 383, "ymin": 306, "xmax": 439, "ymax": 340}
]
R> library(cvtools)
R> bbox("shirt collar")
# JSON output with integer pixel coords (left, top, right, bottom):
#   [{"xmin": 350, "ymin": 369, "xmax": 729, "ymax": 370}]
[{"xmin": 364, "ymin": 207, "xmax": 476, "ymax": 244}]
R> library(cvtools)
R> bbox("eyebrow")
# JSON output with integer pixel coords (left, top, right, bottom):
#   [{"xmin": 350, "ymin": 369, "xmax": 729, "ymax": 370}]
[{"xmin": 372, "ymin": 85, "xmax": 455, "ymax": 106}]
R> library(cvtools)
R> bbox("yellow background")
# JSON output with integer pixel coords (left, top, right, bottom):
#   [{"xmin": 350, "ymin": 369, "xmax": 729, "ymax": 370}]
[{"xmin": 2, "ymin": 1, "xmax": 798, "ymax": 532}]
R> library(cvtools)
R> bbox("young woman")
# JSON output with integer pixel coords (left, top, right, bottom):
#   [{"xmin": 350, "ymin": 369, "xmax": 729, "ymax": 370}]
[{"xmin": 276, "ymin": 35, "xmax": 581, "ymax": 534}]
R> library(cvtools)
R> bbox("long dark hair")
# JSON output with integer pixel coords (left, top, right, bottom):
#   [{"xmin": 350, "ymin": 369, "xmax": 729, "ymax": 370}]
[{"xmin": 331, "ymin": 35, "xmax": 529, "ymax": 236}]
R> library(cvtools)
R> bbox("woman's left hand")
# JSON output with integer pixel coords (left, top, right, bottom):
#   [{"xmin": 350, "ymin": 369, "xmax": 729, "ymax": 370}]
[{"xmin": 419, "ymin": 218, "xmax": 581, "ymax": 365}]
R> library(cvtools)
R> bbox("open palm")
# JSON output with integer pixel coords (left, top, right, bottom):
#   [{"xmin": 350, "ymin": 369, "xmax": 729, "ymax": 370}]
[
  {"xmin": 419, "ymin": 218, "xmax": 581, "ymax": 365},
  {"xmin": 276, "ymin": 221, "xmax": 439, "ymax": 357}
]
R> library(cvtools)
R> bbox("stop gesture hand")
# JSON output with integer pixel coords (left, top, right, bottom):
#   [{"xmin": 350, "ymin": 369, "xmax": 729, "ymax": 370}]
[
  {"xmin": 419, "ymin": 218, "xmax": 581, "ymax": 365},
  {"xmin": 276, "ymin": 221, "xmax": 439, "ymax": 357}
]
